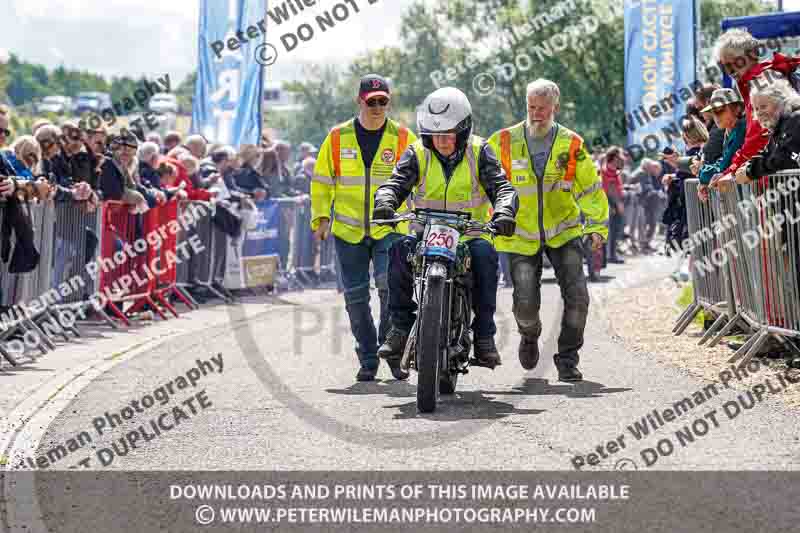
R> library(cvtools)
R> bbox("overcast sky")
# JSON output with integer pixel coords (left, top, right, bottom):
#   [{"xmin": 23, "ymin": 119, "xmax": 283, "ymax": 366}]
[
  {"xmin": 2, "ymin": 0, "xmax": 800, "ymax": 86},
  {"xmin": 0, "ymin": 0, "xmax": 413, "ymax": 86}
]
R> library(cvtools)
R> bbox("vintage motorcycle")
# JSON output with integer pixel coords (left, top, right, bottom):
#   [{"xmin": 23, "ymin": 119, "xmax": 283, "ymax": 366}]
[{"xmin": 373, "ymin": 208, "xmax": 496, "ymax": 413}]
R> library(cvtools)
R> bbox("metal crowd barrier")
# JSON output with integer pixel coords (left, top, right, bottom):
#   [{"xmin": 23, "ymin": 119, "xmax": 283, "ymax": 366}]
[
  {"xmin": 674, "ymin": 174, "xmax": 800, "ymax": 366},
  {"xmin": 49, "ymin": 199, "xmax": 115, "ymax": 328},
  {"xmin": 0, "ymin": 200, "xmax": 57, "ymax": 362},
  {"xmin": 177, "ymin": 200, "xmax": 230, "ymax": 302},
  {"xmin": 277, "ymin": 195, "xmax": 338, "ymax": 292},
  {"xmin": 674, "ymin": 179, "xmax": 728, "ymax": 338},
  {"xmin": 0, "ymin": 191, "xmax": 344, "ymax": 367},
  {"xmin": 724, "ymin": 172, "xmax": 800, "ymax": 365}
]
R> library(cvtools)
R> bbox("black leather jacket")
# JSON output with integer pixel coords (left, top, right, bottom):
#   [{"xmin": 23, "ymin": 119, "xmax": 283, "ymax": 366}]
[{"xmin": 374, "ymin": 138, "xmax": 518, "ymax": 219}]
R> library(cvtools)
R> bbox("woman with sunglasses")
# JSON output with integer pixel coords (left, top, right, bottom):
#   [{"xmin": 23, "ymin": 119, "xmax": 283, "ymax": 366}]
[{"xmin": 35, "ymin": 125, "xmax": 92, "ymax": 204}]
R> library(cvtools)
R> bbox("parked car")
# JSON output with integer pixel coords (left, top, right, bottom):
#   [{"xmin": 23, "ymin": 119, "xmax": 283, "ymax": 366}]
[
  {"xmin": 75, "ymin": 92, "xmax": 112, "ymax": 114},
  {"xmin": 37, "ymin": 95, "xmax": 73, "ymax": 114},
  {"xmin": 148, "ymin": 93, "xmax": 178, "ymax": 114}
]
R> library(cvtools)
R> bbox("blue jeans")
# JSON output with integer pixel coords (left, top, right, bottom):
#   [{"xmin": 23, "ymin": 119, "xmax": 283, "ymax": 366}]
[
  {"xmin": 333, "ymin": 233, "xmax": 402, "ymax": 371},
  {"xmin": 388, "ymin": 236, "xmax": 499, "ymax": 339}
]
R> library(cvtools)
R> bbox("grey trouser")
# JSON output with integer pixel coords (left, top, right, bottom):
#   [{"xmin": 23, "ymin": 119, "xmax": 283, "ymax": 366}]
[{"xmin": 508, "ymin": 237, "xmax": 590, "ymax": 366}]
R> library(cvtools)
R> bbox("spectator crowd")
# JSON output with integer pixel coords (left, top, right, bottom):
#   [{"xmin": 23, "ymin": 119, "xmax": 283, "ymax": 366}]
[
  {"xmin": 0, "ymin": 107, "xmax": 322, "ymax": 302},
  {"xmin": 569, "ymin": 28, "xmax": 800, "ymax": 286}
]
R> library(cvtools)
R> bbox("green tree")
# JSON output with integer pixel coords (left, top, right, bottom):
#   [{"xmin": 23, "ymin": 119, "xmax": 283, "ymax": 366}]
[
  {"xmin": 270, "ymin": 64, "xmax": 356, "ymax": 147},
  {"xmin": 280, "ymin": 0, "xmax": 625, "ymax": 148},
  {"xmin": 701, "ymin": 0, "xmax": 775, "ymax": 48},
  {"xmin": 175, "ymin": 72, "xmax": 197, "ymax": 114}
]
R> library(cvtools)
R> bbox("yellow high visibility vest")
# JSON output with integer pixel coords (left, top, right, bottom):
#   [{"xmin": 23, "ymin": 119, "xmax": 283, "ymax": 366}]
[
  {"xmin": 311, "ymin": 118, "xmax": 416, "ymax": 244},
  {"xmin": 412, "ymin": 135, "xmax": 492, "ymax": 243},
  {"xmin": 487, "ymin": 121, "xmax": 608, "ymax": 255}
]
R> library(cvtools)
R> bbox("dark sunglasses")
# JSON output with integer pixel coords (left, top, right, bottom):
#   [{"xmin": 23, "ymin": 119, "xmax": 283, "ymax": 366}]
[
  {"xmin": 366, "ymin": 97, "xmax": 389, "ymax": 107},
  {"xmin": 23, "ymin": 152, "xmax": 39, "ymax": 164},
  {"xmin": 0, "ymin": 128, "xmax": 10, "ymax": 137}
]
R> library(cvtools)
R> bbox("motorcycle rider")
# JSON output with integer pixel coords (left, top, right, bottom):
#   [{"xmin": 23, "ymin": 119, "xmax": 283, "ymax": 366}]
[
  {"xmin": 311, "ymin": 74, "xmax": 417, "ymax": 382},
  {"xmin": 373, "ymin": 87, "xmax": 519, "ymax": 368},
  {"xmin": 487, "ymin": 79, "xmax": 608, "ymax": 382}
]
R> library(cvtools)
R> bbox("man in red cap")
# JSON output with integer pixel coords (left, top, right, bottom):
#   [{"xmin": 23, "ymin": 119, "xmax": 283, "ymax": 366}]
[{"xmin": 311, "ymin": 74, "xmax": 417, "ymax": 382}]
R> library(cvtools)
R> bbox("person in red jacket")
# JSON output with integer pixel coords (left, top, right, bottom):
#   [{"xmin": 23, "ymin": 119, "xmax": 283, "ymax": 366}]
[
  {"xmin": 711, "ymin": 28, "xmax": 800, "ymax": 184},
  {"xmin": 600, "ymin": 147, "xmax": 625, "ymax": 263},
  {"xmin": 157, "ymin": 154, "xmax": 212, "ymax": 201}
]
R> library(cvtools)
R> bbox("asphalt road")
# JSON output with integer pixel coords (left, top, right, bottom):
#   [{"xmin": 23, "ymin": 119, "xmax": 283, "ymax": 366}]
[{"xmin": 4, "ymin": 256, "xmax": 799, "ymax": 475}]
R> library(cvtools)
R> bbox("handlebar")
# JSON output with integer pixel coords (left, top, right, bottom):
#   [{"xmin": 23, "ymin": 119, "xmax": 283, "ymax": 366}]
[{"xmin": 371, "ymin": 210, "xmax": 496, "ymax": 236}]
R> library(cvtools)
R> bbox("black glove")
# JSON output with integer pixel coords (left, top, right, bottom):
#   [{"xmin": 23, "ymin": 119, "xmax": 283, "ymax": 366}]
[
  {"xmin": 372, "ymin": 204, "xmax": 396, "ymax": 222},
  {"xmin": 491, "ymin": 214, "xmax": 516, "ymax": 237}
]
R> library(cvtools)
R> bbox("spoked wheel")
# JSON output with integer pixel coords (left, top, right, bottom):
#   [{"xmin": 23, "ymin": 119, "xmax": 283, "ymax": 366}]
[
  {"xmin": 441, "ymin": 286, "xmax": 469, "ymax": 395},
  {"xmin": 416, "ymin": 263, "xmax": 446, "ymax": 413}
]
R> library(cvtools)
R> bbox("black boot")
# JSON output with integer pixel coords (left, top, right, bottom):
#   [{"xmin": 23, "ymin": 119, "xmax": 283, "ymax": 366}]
[
  {"xmin": 472, "ymin": 337, "xmax": 501, "ymax": 369},
  {"xmin": 554, "ymin": 355, "xmax": 583, "ymax": 382},
  {"xmin": 386, "ymin": 359, "xmax": 409, "ymax": 381},
  {"xmin": 518, "ymin": 335, "xmax": 540, "ymax": 370},
  {"xmin": 377, "ymin": 327, "xmax": 409, "ymax": 361}
]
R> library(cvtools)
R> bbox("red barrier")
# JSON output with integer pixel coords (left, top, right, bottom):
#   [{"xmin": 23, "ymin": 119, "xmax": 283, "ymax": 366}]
[
  {"xmin": 149, "ymin": 199, "xmax": 192, "ymax": 317},
  {"xmin": 98, "ymin": 200, "xmax": 184, "ymax": 323}
]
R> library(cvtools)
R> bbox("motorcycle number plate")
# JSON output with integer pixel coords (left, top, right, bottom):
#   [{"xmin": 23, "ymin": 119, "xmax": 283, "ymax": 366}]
[{"xmin": 423, "ymin": 225, "xmax": 460, "ymax": 260}]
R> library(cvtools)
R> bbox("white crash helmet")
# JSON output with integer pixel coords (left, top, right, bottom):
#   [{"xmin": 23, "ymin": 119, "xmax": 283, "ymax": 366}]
[{"xmin": 417, "ymin": 87, "xmax": 473, "ymax": 152}]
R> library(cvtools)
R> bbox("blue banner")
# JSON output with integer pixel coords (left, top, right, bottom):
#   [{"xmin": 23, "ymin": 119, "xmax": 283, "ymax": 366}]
[
  {"xmin": 192, "ymin": 0, "xmax": 265, "ymax": 147},
  {"xmin": 624, "ymin": 0, "xmax": 696, "ymax": 153},
  {"xmin": 242, "ymin": 200, "xmax": 281, "ymax": 257},
  {"xmin": 224, "ymin": 200, "xmax": 281, "ymax": 289}
]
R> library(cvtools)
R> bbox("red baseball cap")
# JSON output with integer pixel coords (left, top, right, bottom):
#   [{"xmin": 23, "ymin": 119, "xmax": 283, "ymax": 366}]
[{"xmin": 359, "ymin": 74, "xmax": 391, "ymax": 100}]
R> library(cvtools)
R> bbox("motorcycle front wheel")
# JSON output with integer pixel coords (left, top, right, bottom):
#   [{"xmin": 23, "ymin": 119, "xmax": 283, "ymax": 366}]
[{"xmin": 416, "ymin": 262, "xmax": 447, "ymax": 413}]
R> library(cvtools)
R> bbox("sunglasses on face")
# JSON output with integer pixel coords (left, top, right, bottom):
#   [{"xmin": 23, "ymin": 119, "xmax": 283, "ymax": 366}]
[
  {"xmin": 0, "ymin": 128, "xmax": 10, "ymax": 137},
  {"xmin": 23, "ymin": 153, "xmax": 39, "ymax": 165},
  {"xmin": 365, "ymin": 97, "xmax": 389, "ymax": 107}
]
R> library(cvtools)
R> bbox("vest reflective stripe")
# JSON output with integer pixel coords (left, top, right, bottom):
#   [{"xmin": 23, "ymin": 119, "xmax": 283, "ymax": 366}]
[
  {"xmin": 545, "ymin": 216, "xmax": 582, "ymax": 240},
  {"xmin": 515, "ymin": 181, "xmax": 562, "ymax": 195},
  {"xmin": 515, "ymin": 226, "xmax": 539, "ymax": 240},
  {"xmin": 563, "ymin": 135, "xmax": 582, "ymax": 183},
  {"xmin": 370, "ymin": 175, "xmax": 394, "ymax": 186},
  {"xmin": 574, "ymin": 181, "xmax": 602, "ymax": 201},
  {"xmin": 417, "ymin": 148, "xmax": 432, "ymax": 196},
  {"xmin": 312, "ymin": 174, "xmax": 335, "ymax": 185},
  {"xmin": 513, "ymin": 216, "xmax": 582, "ymax": 242},
  {"xmin": 334, "ymin": 212, "xmax": 362, "ymax": 227},
  {"xmin": 515, "ymin": 184, "xmax": 538, "ymax": 195},
  {"xmin": 415, "ymin": 195, "xmax": 487, "ymax": 210},
  {"xmin": 546, "ymin": 181, "xmax": 567, "ymax": 193},
  {"xmin": 500, "ymin": 129, "xmax": 512, "ymax": 179},
  {"xmin": 337, "ymin": 175, "xmax": 367, "ymax": 186},
  {"xmin": 397, "ymin": 127, "xmax": 409, "ymax": 161},
  {"xmin": 332, "ymin": 127, "xmax": 342, "ymax": 177}
]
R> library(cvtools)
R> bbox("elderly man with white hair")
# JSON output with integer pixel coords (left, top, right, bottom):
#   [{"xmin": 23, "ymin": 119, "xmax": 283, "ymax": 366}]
[
  {"xmin": 487, "ymin": 78, "xmax": 608, "ymax": 382},
  {"xmin": 184, "ymin": 134, "xmax": 208, "ymax": 160},
  {"xmin": 138, "ymin": 141, "xmax": 163, "ymax": 189}
]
